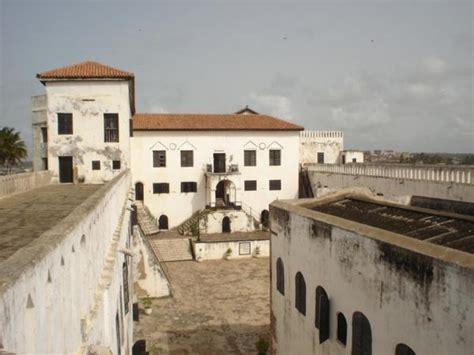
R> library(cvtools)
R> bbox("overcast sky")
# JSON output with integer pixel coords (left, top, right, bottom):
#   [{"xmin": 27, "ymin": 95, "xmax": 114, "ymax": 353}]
[{"xmin": 1, "ymin": 0, "xmax": 472, "ymax": 157}]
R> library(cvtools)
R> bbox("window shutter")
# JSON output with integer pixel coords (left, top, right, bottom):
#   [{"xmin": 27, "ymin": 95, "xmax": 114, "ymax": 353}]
[{"xmin": 319, "ymin": 291, "xmax": 330, "ymax": 343}]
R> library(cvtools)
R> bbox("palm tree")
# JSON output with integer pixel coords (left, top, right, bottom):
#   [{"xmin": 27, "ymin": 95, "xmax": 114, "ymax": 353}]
[{"xmin": 0, "ymin": 127, "xmax": 28, "ymax": 173}]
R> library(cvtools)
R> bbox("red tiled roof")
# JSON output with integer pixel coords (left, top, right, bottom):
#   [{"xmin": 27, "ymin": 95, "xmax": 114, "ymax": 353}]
[
  {"xmin": 37, "ymin": 61, "xmax": 134, "ymax": 79},
  {"xmin": 132, "ymin": 113, "xmax": 304, "ymax": 131}
]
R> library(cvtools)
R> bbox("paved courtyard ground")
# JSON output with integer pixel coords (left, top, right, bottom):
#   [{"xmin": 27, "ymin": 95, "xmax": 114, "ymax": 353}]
[{"xmin": 134, "ymin": 258, "xmax": 270, "ymax": 354}]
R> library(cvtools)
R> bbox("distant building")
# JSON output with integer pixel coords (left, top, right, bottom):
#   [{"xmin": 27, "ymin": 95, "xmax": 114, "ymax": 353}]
[
  {"xmin": 341, "ymin": 149, "xmax": 364, "ymax": 164},
  {"xmin": 270, "ymin": 192, "xmax": 473, "ymax": 355},
  {"xmin": 299, "ymin": 131, "xmax": 344, "ymax": 165}
]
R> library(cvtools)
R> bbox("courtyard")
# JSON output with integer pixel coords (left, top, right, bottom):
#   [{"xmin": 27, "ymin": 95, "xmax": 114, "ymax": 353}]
[{"xmin": 134, "ymin": 258, "xmax": 270, "ymax": 354}]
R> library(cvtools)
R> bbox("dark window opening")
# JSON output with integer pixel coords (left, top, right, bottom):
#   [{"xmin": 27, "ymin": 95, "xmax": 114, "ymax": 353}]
[
  {"xmin": 276, "ymin": 258, "xmax": 284, "ymax": 295},
  {"xmin": 123, "ymin": 262, "xmax": 129, "ymax": 314},
  {"xmin": 395, "ymin": 344, "xmax": 416, "ymax": 355},
  {"xmin": 295, "ymin": 272, "xmax": 306, "ymax": 316},
  {"xmin": 104, "ymin": 113, "xmax": 119, "ymax": 142},
  {"xmin": 92, "ymin": 160, "xmax": 101, "ymax": 170},
  {"xmin": 352, "ymin": 158, "xmax": 357, "ymax": 163},
  {"xmin": 261, "ymin": 210, "xmax": 269, "ymax": 228},
  {"xmin": 352, "ymin": 312, "xmax": 372, "ymax": 355},
  {"xmin": 337, "ymin": 313, "xmax": 347, "ymax": 346},
  {"xmin": 58, "ymin": 156, "xmax": 73, "ymax": 183},
  {"xmin": 115, "ymin": 312, "xmax": 121, "ymax": 355},
  {"xmin": 135, "ymin": 182, "xmax": 144, "ymax": 201},
  {"xmin": 317, "ymin": 152, "xmax": 325, "ymax": 164},
  {"xmin": 222, "ymin": 216, "xmax": 231, "ymax": 233},
  {"xmin": 153, "ymin": 183, "xmax": 170, "ymax": 194},
  {"xmin": 153, "ymin": 150, "xmax": 166, "ymax": 167},
  {"xmin": 42, "ymin": 158, "xmax": 48, "ymax": 170},
  {"xmin": 269, "ymin": 149, "xmax": 281, "ymax": 166},
  {"xmin": 181, "ymin": 181, "xmax": 197, "ymax": 193},
  {"xmin": 315, "ymin": 286, "xmax": 330, "ymax": 343},
  {"xmin": 244, "ymin": 180, "xmax": 257, "ymax": 191},
  {"xmin": 181, "ymin": 150, "xmax": 194, "ymax": 167},
  {"xmin": 58, "ymin": 113, "xmax": 73, "ymax": 135},
  {"xmin": 113, "ymin": 160, "xmax": 121, "ymax": 170},
  {"xmin": 213, "ymin": 153, "xmax": 226, "ymax": 173},
  {"xmin": 244, "ymin": 150, "xmax": 256, "ymax": 166},
  {"xmin": 158, "ymin": 215, "xmax": 169, "ymax": 230},
  {"xmin": 269, "ymin": 179, "xmax": 281, "ymax": 191},
  {"xmin": 41, "ymin": 127, "xmax": 48, "ymax": 142}
]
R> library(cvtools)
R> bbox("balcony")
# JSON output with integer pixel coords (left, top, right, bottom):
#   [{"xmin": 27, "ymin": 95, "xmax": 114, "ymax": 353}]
[{"xmin": 205, "ymin": 163, "xmax": 240, "ymax": 176}]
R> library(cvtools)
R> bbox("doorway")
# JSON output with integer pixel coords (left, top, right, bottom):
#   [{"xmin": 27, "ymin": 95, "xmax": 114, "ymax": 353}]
[
  {"xmin": 222, "ymin": 216, "xmax": 231, "ymax": 233},
  {"xmin": 135, "ymin": 182, "xmax": 144, "ymax": 201},
  {"xmin": 58, "ymin": 156, "xmax": 73, "ymax": 183},
  {"xmin": 158, "ymin": 215, "xmax": 169, "ymax": 230},
  {"xmin": 261, "ymin": 210, "xmax": 269, "ymax": 228},
  {"xmin": 213, "ymin": 153, "xmax": 226, "ymax": 173}
]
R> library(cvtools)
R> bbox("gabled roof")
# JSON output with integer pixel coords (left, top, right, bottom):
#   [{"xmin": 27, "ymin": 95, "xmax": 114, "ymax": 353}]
[
  {"xmin": 133, "ymin": 113, "xmax": 304, "ymax": 131},
  {"xmin": 235, "ymin": 105, "xmax": 260, "ymax": 115},
  {"xmin": 36, "ymin": 61, "xmax": 134, "ymax": 80}
]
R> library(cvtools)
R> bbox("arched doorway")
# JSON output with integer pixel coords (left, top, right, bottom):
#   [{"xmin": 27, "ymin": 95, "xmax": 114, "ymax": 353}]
[
  {"xmin": 158, "ymin": 215, "xmax": 168, "ymax": 230},
  {"xmin": 215, "ymin": 180, "xmax": 236, "ymax": 207},
  {"xmin": 222, "ymin": 216, "xmax": 231, "ymax": 233},
  {"xmin": 132, "ymin": 339, "xmax": 148, "ymax": 355},
  {"xmin": 135, "ymin": 182, "xmax": 144, "ymax": 201},
  {"xmin": 261, "ymin": 210, "xmax": 269, "ymax": 228}
]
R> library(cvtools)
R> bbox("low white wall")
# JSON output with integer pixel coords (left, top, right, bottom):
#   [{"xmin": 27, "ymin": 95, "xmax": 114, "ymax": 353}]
[
  {"xmin": 0, "ymin": 171, "xmax": 133, "ymax": 354},
  {"xmin": 200, "ymin": 210, "xmax": 257, "ymax": 234},
  {"xmin": 0, "ymin": 171, "xmax": 52, "ymax": 198},
  {"xmin": 193, "ymin": 240, "xmax": 269, "ymax": 261},
  {"xmin": 133, "ymin": 227, "xmax": 170, "ymax": 299}
]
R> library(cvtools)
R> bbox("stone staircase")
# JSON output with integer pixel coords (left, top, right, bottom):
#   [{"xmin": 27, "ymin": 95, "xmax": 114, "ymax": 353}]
[
  {"xmin": 175, "ymin": 209, "xmax": 211, "ymax": 236},
  {"xmin": 149, "ymin": 237, "xmax": 194, "ymax": 262},
  {"xmin": 135, "ymin": 201, "xmax": 160, "ymax": 236}
]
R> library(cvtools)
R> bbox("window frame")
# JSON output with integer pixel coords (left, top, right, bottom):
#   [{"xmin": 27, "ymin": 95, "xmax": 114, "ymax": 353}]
[
  {"xmin": 269, "ymin": 179, "xmax": 281, "ymax": 191},
  {"xmin": 180, "ymin": 150, "xmax": 194, "ymax": 167},
  {"xmin": 269, "ymin": 149, "xmax": 281, "ymax": 166},
  {"xmin": 104, "ymin": 113, "xmax": 119, "ymax": 142},
  {"xmin": 244, "ymin": 180, "xmax": 257, "ymax": 191},
  {"xmin": 181, "ymin": 181, "xmax": 197, "ymax": 193},
  {"xmin": 244, "ymin": 150, "xmax": 257, "ymax": 166},
  {"xmin": 317, "ymin": 152, "xmax": 325, "ymax": 164},
  {"xmin": 57, "ymin": 113, "xmax": 73, "ymax": 135},
  {"xmin": 153, "ymin": 183, "xmax": 170, "ymax": 194},
  {"xmin": 112, "ymin": 160, "xmax": 121, "ymax": 170},
  {"xmin": 153, "ymin": 150, "xmax": 167, "ymax": 168},
  {"xmin": 92, "ymin": 160, "xmax": 101, "ymax": 170}
]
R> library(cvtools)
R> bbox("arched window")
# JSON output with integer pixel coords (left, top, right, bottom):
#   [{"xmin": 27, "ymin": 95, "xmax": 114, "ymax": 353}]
[
  {"xmin": 135, "ymin": 182, "xmax": 144, "ymax": 201},
  {"xmin": 352, "ymin": 312, "xmax": 371, "ymax": 355},
  {"xmin": 337, "ymin": 313, "xmax": 347, "ymax": 346},
  {"xmin": 395, "ymin": 344, "xmax": 415, "ymax": 355},
  {"xmin": 261, "ymin": 210, "xmax": 269, "ymax": 228},
  {"xmin": 222, "ymin": 216, "xmax": 231, "ymax": 233},
  {"xmin": 295, "ymin": 272, "xmax": 306, "ymax": 315},
  {"xmin": 158, "ymin": 215, "xmax": 169, "ymax": 230},
  {"xmin": 276, "ymin": 258, "xmax": 284, "ymax": 295},
  {"xmin": 315, "ymin": 286, "xmax": 330, "ymax": 343}
]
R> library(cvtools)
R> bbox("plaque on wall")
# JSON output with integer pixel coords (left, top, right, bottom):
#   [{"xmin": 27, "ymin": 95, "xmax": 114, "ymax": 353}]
[{"xmin": 239, "ymin": 242, "xmax": 251, "ymax": 255}]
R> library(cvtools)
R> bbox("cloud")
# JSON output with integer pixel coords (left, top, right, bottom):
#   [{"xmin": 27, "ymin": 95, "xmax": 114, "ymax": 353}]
[
  {"xmin": 249, "ymin": 92, "xmax": 293, "ymax": 120},
  {"xmin": 420, "ymin": 56, "xmax": 447, "ymax": 76},
  {"xmin": 331, "ymin": 98, "xmax": 391, "ymax": 129}
]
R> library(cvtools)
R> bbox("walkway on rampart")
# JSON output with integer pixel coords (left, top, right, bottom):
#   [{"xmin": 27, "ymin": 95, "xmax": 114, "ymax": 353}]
[{"xmin": 0, "ymin": 184, "xmax": 101, "ymax": 262}]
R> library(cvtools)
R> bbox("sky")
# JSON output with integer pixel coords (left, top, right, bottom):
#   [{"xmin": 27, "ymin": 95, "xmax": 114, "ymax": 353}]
[{"xmin": 1, "ymin": 0, "xmax": 473, "ymax": 158}]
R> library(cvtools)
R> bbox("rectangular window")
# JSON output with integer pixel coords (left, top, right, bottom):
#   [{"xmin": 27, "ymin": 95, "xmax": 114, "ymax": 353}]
[
  {"xmin": 112, "ymin": 160, "xmax": 121, "ymax": 170},
  {"xmin": 269, "ymin": 149, "xmax": 281, "ymax": 166},
  {"xmin": 41, "ymin": 127, "xmax": 48, "ymax": 142},
  {"xmin": 92, "ymin": 160, "xmax": 101, "ymax": 170},
  {"xmin": 181, "ymin": 181, "xmax": 197, "ymax": 193},
  {"xmin": 57, "ymin": 113, "xmax": 73, "ymax": 135},
  {"xmin": 180, "ymin": 150, "xmax": 194, "ymax": 167},
  {"xmin": 317, "ymin": 152, "xmax": 325, "ymax": 164},
  {"xmin": 269, "ymin": 179, "xmax": 281, "ymax": 190},
  {"xmin": 153, "ymin": 150, "xmax": 166, "ymax": 167},
  {"xmin": 153, "ymin": 183, "xmax": 170, "ymax": 194},
  {"xmin": 122, "ymin": 263, "xmax": 129, "ymax": 314},
  {"xmin": 244, "ymin": 180, "xmax": 257, "ymax": 191},
  {"xmin": 104, "ymin": 113, "xmax": 119, "ymax": 142},
  {"xmin": 42, "ymin": 158, "xmax": 48, "ymax": 170},
  {"xmin": 244, "ymin": 150, "xmax": 256, "ymax": 166}
]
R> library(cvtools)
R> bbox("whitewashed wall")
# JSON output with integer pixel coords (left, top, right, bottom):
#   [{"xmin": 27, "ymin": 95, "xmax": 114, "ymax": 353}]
[
  {"xmin": 342, "ymin": 151, "xmax": 364, "ymax": 163},
  {"xmin": 0, "ymin": 172, "xmax": 133, "ymax": 354},
  {"xmin": 131, "ymin": 130, "xmax": 300, "ymax": 228},
  {"xmin": 270, "ymin": 201, "xmax": 473, "ymax": 355},
  {"xmin": 0, "ymin": 171, "xmax": 52, "ymax": 198},
  {"xmin": 193, "ymin": 240, "xmax": 269, "ymax": 260},
  {"xmin": 300, "ymin": 131, "xmax": 343, "ymax": 165},
  {"xmin": 44, "ymin": 81, "xmax": 132, "ymax": 183},
  {"xmin": 199, "ymin": 210, "xmax": 257, "ymax": 234}
]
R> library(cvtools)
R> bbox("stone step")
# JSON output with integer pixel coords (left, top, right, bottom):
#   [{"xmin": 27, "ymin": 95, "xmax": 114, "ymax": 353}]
[{"xmin": 149, "ymin": 238, "xmax": 194, "ymax": 262}]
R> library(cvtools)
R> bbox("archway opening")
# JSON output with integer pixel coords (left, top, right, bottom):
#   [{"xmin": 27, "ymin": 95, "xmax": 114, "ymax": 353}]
[
  {"xmin": 261, "ymin": 210, "xmax": 269, "ymax": 228},
  {"xmin": 222, "ymin": 216, "xmax": 231, "ymax": 233},
  {"xmin": 215, "ymin": 180, "xmax": 236, "ymax": 207},
  {"xmin": 135, "ymin": 182, "xmax": 144, "ymax": 201},
  {"xmin": 158, "ymin": 215, "xmax": 169, "ymax": 230}
]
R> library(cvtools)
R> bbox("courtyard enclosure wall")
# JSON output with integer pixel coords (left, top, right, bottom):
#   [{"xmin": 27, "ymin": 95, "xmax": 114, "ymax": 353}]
[
  {"xmin": 199, "ymin": 210, "xmax": 258, "ymax": 234},
  {"xmin": 131, "ymin": 130, "xmax": 299, "ymax": 228},
  {"xmin": 300, "ymin": 131, "xmax": 343, "ymax": 165},
  {"xmin": 193, "ymin": 239, "xmax": 269, "ymax": 260},
  {"xmin": 270, "ymin": 199, "xmax": 473, "ymax": 355},
  {"xmin": 0, "ymin": 171, "xmax": 133, "ymax": 354},
  {"xmin": 308, "ymin": 163, "xmax": 474, "ymax": 204},
  {"xmin": 0, "ymin": 171, "xmax": 52, "ymax": 198},
  {"xmin": 43, "ymin": 81, "xmax": 132, "ymax": 183}
]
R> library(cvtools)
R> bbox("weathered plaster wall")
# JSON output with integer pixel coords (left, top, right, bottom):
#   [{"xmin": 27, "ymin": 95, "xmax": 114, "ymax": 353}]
[
  {"xmin": 199, "ymin": 210, "xmax": 258, "ymax": 234},
  {"xmin": 308, "ymin": 169, "xmax": 474, "ymax": 204},
  {"xmin": 32, "ymin": 95, "xmax": 48, "ymax": 171},
  {"xmin": 299, "ymin": 131, "xmax": 343, "ymax": 165},
  {"xmin": 193, "ymin": 240, "xmax": 269, "ymax": 260},
  {"xmin": 341, "ymin": 151, "xmax": 364, "ymax": 163},
  {"xmin": 270, "ymin": 202, "xmax": 474, "ymax": 355},
  {"xmin": 131, "ymin": 130, "xmax": 299, "ymax": 228},
  {"xmin": 44, "ymin": 81, "xmax": 132, "ymax": 183},
  {"xmin": 0, "ymin": 171, "xmax": 52, "ymax": 199},
  {"xmin": 132, "ymin": 227, "xmax": 170, "ymax": 298},
  {"xmin": 0, "ymin": 171, "xmax": 133, "ymax": 354}
]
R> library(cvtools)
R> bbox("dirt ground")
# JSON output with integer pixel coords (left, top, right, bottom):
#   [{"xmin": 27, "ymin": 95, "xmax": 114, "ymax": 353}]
[{"xmin": 134, "ymin": 258, "xmax": 270, "ymax": 354}]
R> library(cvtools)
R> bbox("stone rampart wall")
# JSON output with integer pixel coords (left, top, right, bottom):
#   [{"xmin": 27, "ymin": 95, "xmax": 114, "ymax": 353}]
[{"xmin": 0, "ymin": 171, "xmax": 53, "ymax": 198}]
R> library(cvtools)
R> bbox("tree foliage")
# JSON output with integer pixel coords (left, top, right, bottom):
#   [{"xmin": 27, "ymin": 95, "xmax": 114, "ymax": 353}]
[{"xmin": 0, "ymin": 127, "xmax": 28, "ymax": 173}]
